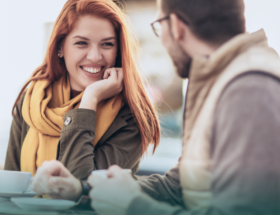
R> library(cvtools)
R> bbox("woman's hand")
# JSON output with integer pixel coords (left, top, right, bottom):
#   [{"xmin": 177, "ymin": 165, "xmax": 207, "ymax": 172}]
[
  {"xmin": 79, "ymin": 68, "xmax": 123, "ymax": 111},
  {"xmin": 32, "ymin": 160, "xmax": 82, "ymax": 202}
]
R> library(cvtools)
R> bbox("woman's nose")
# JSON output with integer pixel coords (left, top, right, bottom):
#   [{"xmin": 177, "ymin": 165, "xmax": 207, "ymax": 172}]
[{"xmin": 87, "ymin": 46, "xmax": 102, "ymax": 62}]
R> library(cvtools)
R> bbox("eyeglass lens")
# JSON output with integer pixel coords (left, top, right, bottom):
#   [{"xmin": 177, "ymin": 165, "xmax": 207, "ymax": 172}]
[{"xmin": 153, "ymin": 22, "xmax": 162, "ymax": 37}]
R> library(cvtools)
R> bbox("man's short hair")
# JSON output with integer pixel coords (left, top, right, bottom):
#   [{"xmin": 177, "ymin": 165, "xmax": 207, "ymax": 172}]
[{"xmin": 161, "ymin": 0, "xmax": 246, "ymax": 45}]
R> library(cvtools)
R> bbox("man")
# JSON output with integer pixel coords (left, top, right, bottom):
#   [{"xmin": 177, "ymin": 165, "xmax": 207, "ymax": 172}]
[{"xmin": 32, "ymin": 0, "xmax": 280, "ymax": 214}]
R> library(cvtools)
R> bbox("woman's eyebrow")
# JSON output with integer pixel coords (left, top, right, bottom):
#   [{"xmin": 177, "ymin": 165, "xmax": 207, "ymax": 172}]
[
  {"xmin": 72, "ymin": 36, "xmax": 116, "ymax": 41},
  {"xmin": 73, "ymin": 35, "xmax": 90, "ymax": 40},
  {"xmin": 101, "ymin": 37, "xmax": 116, "ymax": 41}
]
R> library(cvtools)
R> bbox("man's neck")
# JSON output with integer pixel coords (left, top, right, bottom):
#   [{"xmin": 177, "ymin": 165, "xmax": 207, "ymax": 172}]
[{"xmin": 182, "ymin": 36, "xmax": 219, "ymax": 57}]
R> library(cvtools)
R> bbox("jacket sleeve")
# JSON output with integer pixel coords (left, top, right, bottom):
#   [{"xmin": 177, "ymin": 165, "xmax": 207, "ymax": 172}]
[
  {"xmin": 57, "ymin": 108, "xmax": 142, "ymax": 180},
  {"xmin": 137, "ymin": 162, "xmax": 184, "ymax": 206},
  {"xmin": 4, "ymin": 94, "xmax": 26, "ymax": 171}
]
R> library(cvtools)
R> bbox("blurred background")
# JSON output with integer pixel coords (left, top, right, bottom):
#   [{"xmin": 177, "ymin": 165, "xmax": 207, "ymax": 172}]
[{"xmin": 0, "ymin": 0, "xmax": 280, "ymax": 175}]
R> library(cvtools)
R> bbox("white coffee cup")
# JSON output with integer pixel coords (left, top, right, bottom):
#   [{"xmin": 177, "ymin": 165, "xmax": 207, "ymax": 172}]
[
  {"xmin": 91, "ymin": 169, "xmax": 132, "ymax": 179},
  {"xmin": 0, "ymin": 170, "xmax": 32, "ymax": 193}
]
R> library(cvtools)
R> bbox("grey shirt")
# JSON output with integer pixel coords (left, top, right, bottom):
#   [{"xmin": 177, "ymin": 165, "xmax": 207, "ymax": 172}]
[{"xmin": 128, "ymin": 72, "xmax": 280, "ymax": 215}]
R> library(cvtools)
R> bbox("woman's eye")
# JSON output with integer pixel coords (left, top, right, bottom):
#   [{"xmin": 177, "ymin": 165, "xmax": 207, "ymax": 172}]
[
  {"xmin": 102, "ymin": 43, "xmax": 114, "ymax": 47},
  {"xmin": 75, "ymin": 41, "xmax": 87, "ymax": 45}
]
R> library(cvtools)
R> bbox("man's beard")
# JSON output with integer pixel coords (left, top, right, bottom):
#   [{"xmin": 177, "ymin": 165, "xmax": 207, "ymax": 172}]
[
  {"xmin": 170, "ymin": 41, "xmax": 192, "ymax": 79},
  {"xmin": 173, "ymin": 55, "xmax": 192, "ymax": 79}
]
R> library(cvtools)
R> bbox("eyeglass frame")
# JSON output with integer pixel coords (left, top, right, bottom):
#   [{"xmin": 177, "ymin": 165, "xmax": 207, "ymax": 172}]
[
  {"xmin": 151, "ymin": 14, "xmax": 190, "ymax": 37},
  {"xmin": 150, "ymin": 15, "xmax": 170, "ymax": 37}
]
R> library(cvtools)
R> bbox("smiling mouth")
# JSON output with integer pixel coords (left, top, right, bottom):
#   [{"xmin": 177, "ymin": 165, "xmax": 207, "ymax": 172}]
[{"xmin": 80, "ymin": 66, "xmax": 104, "ymax": 74}]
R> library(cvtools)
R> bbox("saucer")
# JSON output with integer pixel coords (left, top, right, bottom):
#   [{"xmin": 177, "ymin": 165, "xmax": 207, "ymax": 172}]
[
  {"xmin": 0, "ymin": 191, "xmax": 36, "ymax": 198},
  {"xmin": 11, "ymin": 198, "xmax": 76, "ymax": 211}
]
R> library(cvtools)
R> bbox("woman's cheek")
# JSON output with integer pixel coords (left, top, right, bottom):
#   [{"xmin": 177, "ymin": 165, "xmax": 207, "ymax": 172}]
[{"xmin": 109, "ymin": 55, "xmax": 118, "ymax": 68}]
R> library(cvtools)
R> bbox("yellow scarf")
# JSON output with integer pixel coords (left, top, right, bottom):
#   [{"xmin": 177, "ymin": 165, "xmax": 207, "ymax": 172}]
[{"xmin": 21, "ymin": 73, "xmax": 123, "ymax": 176}]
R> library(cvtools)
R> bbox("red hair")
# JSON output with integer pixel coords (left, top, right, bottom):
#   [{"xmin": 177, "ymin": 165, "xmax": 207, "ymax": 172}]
[{"xmin": 12, "ymin": 0, "xmax": 160, "ymax": 155}]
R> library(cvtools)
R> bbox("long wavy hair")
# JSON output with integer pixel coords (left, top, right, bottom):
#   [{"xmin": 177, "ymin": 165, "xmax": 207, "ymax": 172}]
[{"xmin": 13, "ymin": 0, "xmax": 160, "ymax": 155}]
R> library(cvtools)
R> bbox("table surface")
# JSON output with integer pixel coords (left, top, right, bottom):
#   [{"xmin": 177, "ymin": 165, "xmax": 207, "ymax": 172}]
[{"xmin": 0, "ymin": 199, "xmax": 98, "ymax": 215}]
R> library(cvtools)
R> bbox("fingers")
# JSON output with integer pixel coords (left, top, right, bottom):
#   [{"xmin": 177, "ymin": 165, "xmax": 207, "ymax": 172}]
[
  {"xmin": 113, "ymin": 68, "xmax": 123, "ymax": 92},
  {"xmin": 108, "ymin": 165, "xmax": 122, "ymax": 171},
  {"xmin": 103, "ymin": 69, "xmax": 111, "ymax": 79},
  {"xmin": 31, "ymin": 180, "xmax": 47, "ymax": 194},
  {"xmin": 103, "ymin": 68, "xmax": 118, "ymax": 80},
  {"xmin": 49, "ymin": 176, "xmax": 82, "ymax": 201},
  {"xmin": 88, "ymin": 167, "xmax": 140, "ymax": 215},
  {"xmin": 107, "ymin": 165, "xmax": 123, "ymax": 178},
  {"xmin": 117, "ymin": 69, "xmax": 123, "ymax": 85},
  {"xmin": 32, "ymin": 160, "xmax": 70, "ymax": 194},
  {"xmin": 103, "ymin": 68, "xmax": 123, "ymax": 93},
  {"xmin": 88, "ymin": 174, "xmax": 105, "ymax": 188},
  {"xmin": 83, "ymin": 68, "xmax": 123, "ymax": 105},
  {"xmin": 39, "ymin": 160, "xmax": 71, "ymax": 177},
  {"xmin": 32, "ymin": 160, "xmax": 81, "ymax": 201},
  {"xmin": 103, "ymin": 68, "xmax": 123, "ymax": 81},
  {"xmin": 33, "ymin": 174, "xmax": 82, "ymax": 201},
  {"xmin": 49, "ymin": 177, "xmax": 70, "ymax": 193}
]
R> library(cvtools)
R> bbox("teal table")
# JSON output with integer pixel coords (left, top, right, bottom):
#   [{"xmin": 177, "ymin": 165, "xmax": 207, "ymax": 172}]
[{"xmin": 0, "ymin": 199, "xmax": 97, "ymax": 215}]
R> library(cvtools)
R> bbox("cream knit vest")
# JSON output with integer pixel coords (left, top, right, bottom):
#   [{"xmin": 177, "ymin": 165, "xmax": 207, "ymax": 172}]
[{"xmin": 180, "ymin": 29, "xmax": 280, "ymax": 210}]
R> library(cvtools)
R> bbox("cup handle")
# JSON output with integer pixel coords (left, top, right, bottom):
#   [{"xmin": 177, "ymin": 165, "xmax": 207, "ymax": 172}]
[{"xmin": 24, "ymin": 177, "xmax": 34, "ymax": 193}]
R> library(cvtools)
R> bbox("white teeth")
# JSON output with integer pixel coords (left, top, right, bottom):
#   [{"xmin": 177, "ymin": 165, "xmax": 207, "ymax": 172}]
[{"xmin": 82, "ymin": 67, "xmax": 101, "ymax": 74}]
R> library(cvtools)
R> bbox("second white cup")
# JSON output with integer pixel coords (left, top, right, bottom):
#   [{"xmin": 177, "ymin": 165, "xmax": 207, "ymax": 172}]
[{"xmin": 91, "ymin": 169, "xmax": 131, "ymax": 179}]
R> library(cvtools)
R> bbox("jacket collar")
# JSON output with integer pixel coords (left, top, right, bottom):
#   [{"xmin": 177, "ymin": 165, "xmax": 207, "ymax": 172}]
[{"xmin": 189, "ymin": 29, "xmax": 268, "ymax": 82}]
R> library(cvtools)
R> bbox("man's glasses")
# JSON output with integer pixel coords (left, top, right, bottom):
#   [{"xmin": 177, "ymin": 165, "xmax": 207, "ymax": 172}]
[{"xmin": 151, "ymin": 15, "xmax": 170, "ymax": 37}]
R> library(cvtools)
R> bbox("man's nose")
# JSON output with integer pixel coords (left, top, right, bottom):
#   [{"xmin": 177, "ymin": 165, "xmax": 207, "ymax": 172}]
[{"xmin": 87, "ymin": 46, "xmax": 102, "ymax": 62}]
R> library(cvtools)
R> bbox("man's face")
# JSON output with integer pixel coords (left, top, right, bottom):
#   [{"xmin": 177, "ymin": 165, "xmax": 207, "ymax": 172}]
[{"xmin": 157, "ymin": 0, "xmax": 191, "ymax": 78}]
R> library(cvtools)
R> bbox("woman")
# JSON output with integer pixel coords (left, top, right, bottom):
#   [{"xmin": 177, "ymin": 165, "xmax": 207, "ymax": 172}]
[{"xmin": 4, "ymin": 0, "xmax": 160, "ymax": 180}]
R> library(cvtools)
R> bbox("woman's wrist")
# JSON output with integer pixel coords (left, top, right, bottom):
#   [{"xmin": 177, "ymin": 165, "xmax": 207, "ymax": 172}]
[
  {"xmin": 73, "ymin": 178, "xmax": 83, "ymax": 202},
  {"xmin": 75, "ymin": 180, "xmax": 91, "ymax": 204},
  {"xmin": 80, "ymin": 180, "xmax": 91, "ymax": 196},
  {"xmin": 79, "ymin": 97, "xmax": 98, "ymax": 111}
]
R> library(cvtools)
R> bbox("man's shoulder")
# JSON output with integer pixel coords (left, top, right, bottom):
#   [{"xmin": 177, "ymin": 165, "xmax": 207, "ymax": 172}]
[
  {"xmin": 213, "ymin": 70, "xmax": 280, "ymax": 135},
  {"xmin": 220, "ymin": 71, "xmax": 280, "ymax": 103}
]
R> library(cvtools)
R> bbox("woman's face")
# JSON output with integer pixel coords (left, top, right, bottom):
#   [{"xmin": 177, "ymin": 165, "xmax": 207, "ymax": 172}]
[{"xmin": 60, "ymin": 15, "xmax": 118, "ymax": 91}]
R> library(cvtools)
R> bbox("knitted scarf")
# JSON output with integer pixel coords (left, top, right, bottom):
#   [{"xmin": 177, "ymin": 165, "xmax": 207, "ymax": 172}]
[{"xmin": 21, "ymin": 73, "xmax": 123, "ymax": 175}]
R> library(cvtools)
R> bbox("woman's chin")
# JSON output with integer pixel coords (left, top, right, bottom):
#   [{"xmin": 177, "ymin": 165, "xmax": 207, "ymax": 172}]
[{"xmin": 82, "ymin": 79, "xmax": 101, "ymax": 89}]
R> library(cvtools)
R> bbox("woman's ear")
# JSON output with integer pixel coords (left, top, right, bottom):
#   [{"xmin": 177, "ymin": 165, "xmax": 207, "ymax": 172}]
[{"xmin": 58, "ymin": 47, "xmax": 64, "ymax": 58}]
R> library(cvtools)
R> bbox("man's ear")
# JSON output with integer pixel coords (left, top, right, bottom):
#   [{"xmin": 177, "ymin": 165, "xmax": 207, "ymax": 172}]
[{"xmin": 169, "ymin": 13, "xmax": 185, "ymax": 41}]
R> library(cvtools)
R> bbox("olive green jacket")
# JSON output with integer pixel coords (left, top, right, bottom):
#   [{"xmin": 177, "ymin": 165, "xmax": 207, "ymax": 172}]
[{"xmin": 4, "ymin": 93, "xmax": 142, "ymax": 180}]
